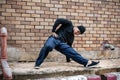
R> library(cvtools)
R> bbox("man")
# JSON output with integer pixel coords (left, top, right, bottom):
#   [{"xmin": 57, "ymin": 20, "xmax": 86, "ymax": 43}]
[{"xmin": 35, "ymin": 18, "xmax": 99, "ymax": 69}]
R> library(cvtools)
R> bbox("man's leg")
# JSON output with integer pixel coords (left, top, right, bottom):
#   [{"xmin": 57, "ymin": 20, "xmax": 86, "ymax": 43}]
[
  {"xmin": 35, "ymin": 36, "xmax": 58, "ymax": 67},
  {"xmin": 55, "ymin": 43, "xmax": 88, "ymax": 66}
]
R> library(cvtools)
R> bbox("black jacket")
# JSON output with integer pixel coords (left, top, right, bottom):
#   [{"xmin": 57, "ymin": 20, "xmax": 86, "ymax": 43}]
[{"xmin": 52, "ymin": 18, "xmax": 74, "ymax": 46}]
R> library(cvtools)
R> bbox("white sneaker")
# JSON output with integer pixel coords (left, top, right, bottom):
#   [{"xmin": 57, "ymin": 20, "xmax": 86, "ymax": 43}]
[{"xmin": 34, "ymin": 66, "xmax": 40, "ymax": 69}]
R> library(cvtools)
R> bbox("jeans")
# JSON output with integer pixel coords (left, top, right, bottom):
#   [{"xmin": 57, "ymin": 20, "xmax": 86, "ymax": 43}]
[{"xmin": 35, "ymin": 36, "xmax": 88, "ymax": 67}]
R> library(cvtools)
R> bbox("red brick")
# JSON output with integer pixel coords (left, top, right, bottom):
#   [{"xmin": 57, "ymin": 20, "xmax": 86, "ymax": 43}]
[
  {"xmin": 2, "ymin": 12, "xmax": 11, "ymax": 16},
  {"xmin": 101, "ymin": 73, "xmax": 117, "ymax": 80}
]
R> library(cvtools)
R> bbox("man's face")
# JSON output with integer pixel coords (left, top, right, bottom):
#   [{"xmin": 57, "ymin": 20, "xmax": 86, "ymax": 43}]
[{"xmin": 73, "ymin": 27, "xmax": 80, "ymax": 35}]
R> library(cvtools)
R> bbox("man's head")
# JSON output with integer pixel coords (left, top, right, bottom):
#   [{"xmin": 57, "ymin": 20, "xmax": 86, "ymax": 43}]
[{"xmin": 73, "ymin": 25, "xmax": 86, "ymax": 35}]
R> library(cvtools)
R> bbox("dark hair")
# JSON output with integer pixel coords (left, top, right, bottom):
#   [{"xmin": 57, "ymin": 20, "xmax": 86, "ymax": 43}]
[{"xmin": 77, "ymin": 25, "xmax": 86, "ymax": 34}]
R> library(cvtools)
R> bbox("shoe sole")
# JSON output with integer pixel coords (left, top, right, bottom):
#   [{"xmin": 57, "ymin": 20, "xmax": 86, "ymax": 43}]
[{"xmin": 34, "ymin": 67, "xmax": 40, "ymax": 69}]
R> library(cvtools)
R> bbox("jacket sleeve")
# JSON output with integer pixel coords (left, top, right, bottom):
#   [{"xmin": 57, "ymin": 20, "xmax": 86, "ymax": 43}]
[
  {"xmin": 67, "ymin": 41, "xmax": 73, "ymax": 47},
  {"xmin": 52, "ymin": 18, "xmax": 70, "ymax": 32}
]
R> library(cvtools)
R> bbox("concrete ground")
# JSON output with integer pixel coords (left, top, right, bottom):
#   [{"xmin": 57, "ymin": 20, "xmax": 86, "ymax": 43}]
[{"xmin": 7, "ymin": 58, "xmax": 120, "ymax": 80}]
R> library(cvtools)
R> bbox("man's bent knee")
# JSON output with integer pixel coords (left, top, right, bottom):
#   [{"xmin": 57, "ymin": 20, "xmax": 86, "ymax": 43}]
[{"xmin": 44, "ymin": 44, "xmax": 54, "ymax": 51}]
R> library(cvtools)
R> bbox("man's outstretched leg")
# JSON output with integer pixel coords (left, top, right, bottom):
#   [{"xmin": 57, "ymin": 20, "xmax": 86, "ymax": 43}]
[{"xmin": 55, "ymin": 43, "xmax": 99, "ymax": 67}]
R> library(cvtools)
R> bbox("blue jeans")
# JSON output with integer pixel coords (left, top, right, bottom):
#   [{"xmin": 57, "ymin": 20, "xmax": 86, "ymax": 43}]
[{"xmin": 35, "ymin": 36, "xmax": 88, "ymax": 67}]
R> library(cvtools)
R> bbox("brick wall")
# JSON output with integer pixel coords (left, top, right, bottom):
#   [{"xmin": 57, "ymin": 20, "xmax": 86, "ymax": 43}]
[{"xmin": 0, "ymin": 0, "xmax": 119, "ymax": 61}]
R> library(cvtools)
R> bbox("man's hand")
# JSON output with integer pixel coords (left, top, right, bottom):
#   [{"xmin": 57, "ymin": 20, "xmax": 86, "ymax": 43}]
[
  {"xmin": 52, "ymin": 32, "xmax": 58, "ymax": 37},
  {"xmin": 52, "ymin": 24, "xmax": 62, "ymax": 38}
]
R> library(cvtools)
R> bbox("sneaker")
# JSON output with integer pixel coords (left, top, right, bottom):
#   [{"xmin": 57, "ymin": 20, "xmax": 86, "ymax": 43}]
[
  {"xmin": 34, "ymin": 66, "xmax": 40, "ymax": 69},
  {"xmin": 86, "ymin": 61, "xmax": 100, "ymax": 68}
]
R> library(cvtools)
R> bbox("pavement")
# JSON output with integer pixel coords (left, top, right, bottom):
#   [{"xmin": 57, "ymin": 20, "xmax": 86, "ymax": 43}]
[{"xmin": 7, "ymin": 58, "xmax": 120, "ymax": 80}]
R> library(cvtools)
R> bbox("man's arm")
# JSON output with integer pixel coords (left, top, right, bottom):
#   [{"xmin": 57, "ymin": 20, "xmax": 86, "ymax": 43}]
[
  {"xmin": 55, "ymin": 24, "xmax": 62, "ymax": 32},
  {"xmin": 52, "ymin": 18, "xmax": 69, "ymax": 37},
  {"xmin": 52, "ymin": 24, "xmax": 62, "ymax": 37},
  {"xmin": 52, "ymin": 18, "xmax": 70, "ymax": 32}
]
